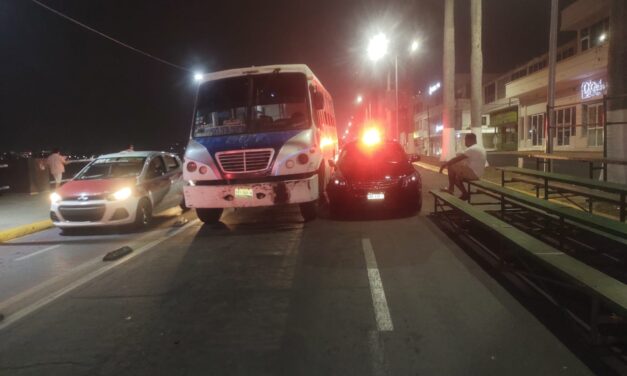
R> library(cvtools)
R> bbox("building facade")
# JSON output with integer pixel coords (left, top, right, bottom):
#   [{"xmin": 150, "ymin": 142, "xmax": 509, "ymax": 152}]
[{"xmin": 413, "ymin": 0, "xmax": 609, "ymax": 155}]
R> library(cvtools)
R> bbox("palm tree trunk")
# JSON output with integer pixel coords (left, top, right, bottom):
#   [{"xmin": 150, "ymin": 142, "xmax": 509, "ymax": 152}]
[
  {"xmin": 442, "ymin": 0, "xmax": 456, "ymax": 160},
  {"xmin": 470, "ymin": 0, "xmax": 484, "ymax": 148},
  {"xmin": 607, "ymin": 0, "xmax": 627, "ymax": 183}
]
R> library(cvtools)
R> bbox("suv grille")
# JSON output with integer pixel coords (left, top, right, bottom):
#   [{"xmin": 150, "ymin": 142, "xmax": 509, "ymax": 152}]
[
  {"xmin": 216, "ymin": 149, "xmax": 274, "ymax": 173},
  {"xmin": 352, "ymin": 178, "xmax": 399, "ymax": 191}
]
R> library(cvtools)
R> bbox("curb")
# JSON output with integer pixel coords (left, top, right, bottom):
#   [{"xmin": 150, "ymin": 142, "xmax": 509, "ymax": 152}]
[{"xmin": 0, "ymin": 220, "xmax": 54, "ymax": 243}]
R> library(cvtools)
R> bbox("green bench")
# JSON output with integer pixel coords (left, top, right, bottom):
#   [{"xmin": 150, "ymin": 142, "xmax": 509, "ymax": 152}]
[
  {"xmin": 430, "ymin": 189, "xmax": 627, "ymax": 343},
  {"xmin": 469, "ymin": 180, "xmax": 627, "ymax": 241},
  {"xmin": 499, "ymin": 167, "xmax": 627, "ymax": 221}
]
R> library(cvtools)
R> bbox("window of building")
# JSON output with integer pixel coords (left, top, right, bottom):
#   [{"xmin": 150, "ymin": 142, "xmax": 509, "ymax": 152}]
[
  {"xmin": 580, "ymin": 18, "xmax": 609, "ymax": 52},
  {"xmin": 496, "ymin": 78, "xmax": 507, "ymax": 99},
  {"xmin": 511, "ymin": 68, "xmax": 527, "ymax": 81},
  {"xmin": 557, "ymin": 47, "xmax": 574, "ymax": 62},
  {"xmin": 528, "ymin": 59, "xmax": 547, "ymax": 74},
  {"xmin": 555, "ymin": 106, "xmax": 576, "ymax": 146},
  {"xmin": 484, "ymin": 83, "xmax": 496, "ymax": 104},
  {"xmin": 583, "ymin": 103, "xmax": 604, "ymax": 147},
  {"xmin": 528, "ymin": 113, "xmax": 545, "ymax": 146},
  {"xmin": 481, "ymin": 115, "xmax": 488, "ymax": 126}
]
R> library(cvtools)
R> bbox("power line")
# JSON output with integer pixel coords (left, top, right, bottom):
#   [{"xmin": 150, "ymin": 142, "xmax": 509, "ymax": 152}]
[{"xmin": 29, "ymin": 0, "xmax": 192, "ymax": 73}]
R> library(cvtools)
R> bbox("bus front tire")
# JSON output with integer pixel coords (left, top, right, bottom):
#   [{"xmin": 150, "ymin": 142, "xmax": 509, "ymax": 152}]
[
  {"xmin": 300, "ymin": 201, "xmax": 318, "ymax": 222},
  {"xmin": 196, "ymin": 208, "xmax": 223, "ymax": 224}
]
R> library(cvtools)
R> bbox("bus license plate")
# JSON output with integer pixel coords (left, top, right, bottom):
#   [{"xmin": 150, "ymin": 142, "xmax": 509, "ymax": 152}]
[
  {"xmin": 367, "ymin": 192, "xmax": 385, "ymax": 200},
  {"xmin": 235, "ymin": 187, "xmax": 253, "ymax": 198}
]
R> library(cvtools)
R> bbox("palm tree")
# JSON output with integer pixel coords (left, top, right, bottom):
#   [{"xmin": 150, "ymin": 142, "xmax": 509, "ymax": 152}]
[
  {"xmin": 442, "ymin": 0, "xmax": 456, "ymax": 160},
  {"xmin": 470, "ymin": 0, "xmax": 484, "ymax": 148}
]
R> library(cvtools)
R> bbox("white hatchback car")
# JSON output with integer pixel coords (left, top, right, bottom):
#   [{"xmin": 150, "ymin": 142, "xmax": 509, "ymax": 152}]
[{"xmin": 50, "ymin": 151, "xmax": 185, "ymax": 231}]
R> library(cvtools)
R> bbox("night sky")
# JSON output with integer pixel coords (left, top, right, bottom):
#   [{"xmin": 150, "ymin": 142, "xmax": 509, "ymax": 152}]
[{"xmin": 1, "ymin": 0, "xmax": 569, "ymax": 154}]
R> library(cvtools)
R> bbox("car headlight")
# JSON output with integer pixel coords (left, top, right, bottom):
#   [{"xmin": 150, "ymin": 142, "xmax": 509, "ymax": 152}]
[
  {"xmin": 50, "ymin": 192, "xmax": 62, "ymax": 204},
  {"xmin": 401, "ymin": 173, "xmax": 420, "ymax": 188},
  {"xmin": 108, "ymin": 187, "xmax": 133, "ymax": 201}
]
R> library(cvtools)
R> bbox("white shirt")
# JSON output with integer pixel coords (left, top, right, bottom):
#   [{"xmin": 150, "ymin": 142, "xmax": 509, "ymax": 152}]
[
  {"xmin": 464, "ymin": 144, "xmax": 487, "ymax": 178},
  {"xmin": 46, "ymin": 153, "xmax": 66, "ymax": 174}
]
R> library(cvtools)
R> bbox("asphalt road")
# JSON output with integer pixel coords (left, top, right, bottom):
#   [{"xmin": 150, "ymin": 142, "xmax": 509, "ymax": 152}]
[{"xmin": 0, "ymin": 167, "xmax": 596, "ymax": 376}]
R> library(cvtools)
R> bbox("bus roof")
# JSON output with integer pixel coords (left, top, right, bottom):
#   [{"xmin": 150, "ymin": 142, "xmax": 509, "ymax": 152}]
[{"xmin": 200, "ymin": 64, "xmax": 319, "ymax": 83}]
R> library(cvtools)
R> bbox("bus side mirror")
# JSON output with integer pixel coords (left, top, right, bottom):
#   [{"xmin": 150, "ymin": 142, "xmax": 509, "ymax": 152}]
[{"xmin": 313, "ymin": 92, "xmax": 324, "ymax": 110}]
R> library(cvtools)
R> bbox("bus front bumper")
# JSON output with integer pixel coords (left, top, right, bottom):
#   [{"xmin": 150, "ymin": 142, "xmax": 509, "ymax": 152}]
[{"xmin": 184, "ymin": 175, "xmax": 319, "ymax": 208}]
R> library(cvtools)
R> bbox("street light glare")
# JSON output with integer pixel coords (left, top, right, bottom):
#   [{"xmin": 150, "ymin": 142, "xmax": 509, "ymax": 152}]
[
  {"xmin": 367, "ymin": 33, "xmax": 389, "ymax": 62},
  {"xmin": 193, "ymin": 72, "xmax": 204, "ymax": 82},
  {"xmin": 410, "ymin": 40, "xmax": 420, "ymax": 53},
  {"xmin": 356, "ymin": 95, "xmax": 363, "ymax": 104}
]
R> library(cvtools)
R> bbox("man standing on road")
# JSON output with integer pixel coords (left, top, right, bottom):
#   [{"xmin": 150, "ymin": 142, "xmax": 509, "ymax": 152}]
[
  {"xmin": 439, "ymin": 133, "xmax": 487, "ymax": 200},
  {"xmin": 46, "ymin": 148, "xmax": 67, "ymax": 189}
]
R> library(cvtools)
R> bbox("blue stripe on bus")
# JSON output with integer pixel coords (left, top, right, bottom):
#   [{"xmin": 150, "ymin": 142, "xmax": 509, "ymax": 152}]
[{"xmin": 193, "ymin": 129, "xmax": 305, "ymax": 155}]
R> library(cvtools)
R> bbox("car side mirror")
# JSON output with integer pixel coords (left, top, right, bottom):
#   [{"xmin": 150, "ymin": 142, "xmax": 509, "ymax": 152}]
[
  {"xmin": 312, "ymin": 92, "xmax": 324, "ymax": 111},
  {"xmin": 410, "ymin": 155, "xmax": 421, "ymax": 162}
]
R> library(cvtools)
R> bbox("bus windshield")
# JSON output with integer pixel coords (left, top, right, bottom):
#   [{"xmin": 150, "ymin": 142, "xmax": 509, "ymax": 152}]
[{"xmin": 193, "ymin": 73, "xmax": 310, "ymax": 137}]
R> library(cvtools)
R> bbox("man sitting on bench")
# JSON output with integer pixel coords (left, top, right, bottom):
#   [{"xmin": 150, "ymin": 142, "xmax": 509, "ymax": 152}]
[{"xmin": 439, "ymin": 133, "xmax": 487, "ymax": 200}]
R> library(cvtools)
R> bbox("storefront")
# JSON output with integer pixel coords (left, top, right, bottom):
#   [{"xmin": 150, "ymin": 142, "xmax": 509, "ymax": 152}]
[{"xmin": 485, "ymin": 107, "xmax": 518, "ymax": 151}]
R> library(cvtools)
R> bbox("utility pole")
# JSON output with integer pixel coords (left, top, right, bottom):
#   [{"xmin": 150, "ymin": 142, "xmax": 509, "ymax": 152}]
[
  {"xmin": 545, "ymin": 0, "xmax": 559, "ymax": 155},
  {"xmin": 442, "ymin": 0, "xmax": 456, "ymax": 160},
  {"xmin": 470, "ymin": 0, "xmax": 484, "ymax": 147},
  {"xmin": 607, "ymin": 0, "xmax": 627, "ymax": 183}
]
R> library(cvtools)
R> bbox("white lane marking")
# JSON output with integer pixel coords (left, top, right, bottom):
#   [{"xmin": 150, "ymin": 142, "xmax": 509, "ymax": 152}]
[
  {"xmin": 362, "ymin": 238, "xmax": 394, "ymax": 331},
  {"xmin": 0, "ymin": 219, "xmax": 199, "ymax": 331},
  {"xmin": 14, "ymin": 244, "xmax": 61, "ymax": 262},
  {"xmin": 368, "ymin": 330, "xmax": 388, "ymax": 376}
]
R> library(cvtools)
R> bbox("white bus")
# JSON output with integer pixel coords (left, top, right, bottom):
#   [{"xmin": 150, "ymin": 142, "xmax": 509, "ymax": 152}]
[{"xmin": 183, "ymin": 64, "xmax": 338, "ymax": 223}]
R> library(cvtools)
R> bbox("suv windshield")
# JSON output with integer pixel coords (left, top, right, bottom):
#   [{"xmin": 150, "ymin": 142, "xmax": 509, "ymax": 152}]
[
  {"xmin": 193, "ymin": 72, "xmax": 309, "ymax": 137},
  {"xmin": 76, "ymin": 157, "xmax": 146, "ymax": 180}
]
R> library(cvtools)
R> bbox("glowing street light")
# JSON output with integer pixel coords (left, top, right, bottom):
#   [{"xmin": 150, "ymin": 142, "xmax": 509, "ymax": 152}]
[
  {"xmin": 599, "ymin": 33, "xmax": 607, "ymax": 42},
  {"xmin": 367, "ymin": 33, "xmax": 389, "ymax": 62},
  {"xmin": 193, "ymin": 72, "xmax": 204, "ymax": 82},
  {"xmin": 356, "ymin": 95, "xmax": 363, "ymax": 104},
  {"xmin": 409, "ymin": 40, "xmax": 420, "ymax": 53}
]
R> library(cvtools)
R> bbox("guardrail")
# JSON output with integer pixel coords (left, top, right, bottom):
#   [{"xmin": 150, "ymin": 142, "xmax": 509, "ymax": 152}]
[{"xmin": 0, "ymin": 163, "xmax": 9, "ymax": 192}]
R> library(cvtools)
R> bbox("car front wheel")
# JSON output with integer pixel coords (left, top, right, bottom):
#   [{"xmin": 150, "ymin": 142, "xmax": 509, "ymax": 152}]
[{"xmin": 134, "ymin": 199, "xmax": 153, "ymax": 229}]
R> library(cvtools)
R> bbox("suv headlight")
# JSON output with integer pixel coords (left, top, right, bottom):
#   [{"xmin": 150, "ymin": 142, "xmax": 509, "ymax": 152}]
[
  {"xmin": 331, "ymin": 175, "xmax": 347, "ymax": 187},
  {"xmin": 401, "ymin": 172, "xmax": 420, "ymax": 188}
]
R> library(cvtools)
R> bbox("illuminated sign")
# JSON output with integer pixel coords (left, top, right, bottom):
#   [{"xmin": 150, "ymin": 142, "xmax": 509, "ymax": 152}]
[
  {"xmin": 428, "ymin": 82, "xmax": 441, "ymax": 96},
  {"xmin": 581, "ymin": 79, "xmax": 606, "ymax": 100}
]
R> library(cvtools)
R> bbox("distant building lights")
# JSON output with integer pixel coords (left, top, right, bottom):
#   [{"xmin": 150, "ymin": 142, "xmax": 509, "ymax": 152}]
[{"xmin": 428, "ymin": 82, "xmax": 441, "ymax": 96}]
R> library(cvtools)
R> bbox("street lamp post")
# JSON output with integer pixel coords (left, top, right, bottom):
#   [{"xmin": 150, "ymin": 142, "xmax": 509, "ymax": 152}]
[{"xmin": 367, "ymin": 33, "xmax": 419, "ymax": 142}]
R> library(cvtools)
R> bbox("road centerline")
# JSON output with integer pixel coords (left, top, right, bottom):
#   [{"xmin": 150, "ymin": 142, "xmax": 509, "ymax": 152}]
[
  {"xmin": 15, "ymin": 244, "xmax": 61, "ymax": 261},
  {"xmin": 362, "ymin": 238, "xmax": 394, "ymax": 332}
]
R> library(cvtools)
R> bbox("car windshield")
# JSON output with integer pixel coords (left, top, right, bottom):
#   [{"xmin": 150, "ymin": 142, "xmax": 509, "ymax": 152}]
[
  {"xmin": 338, "ymin": 142, "xmax": 408, "ymax": 177},
  {"xmin": 76, "ymin": 157, "xmax": 146, "ymax": 180},
  {"xmin": 193, "ymin": 72, "xmax": 310, "ymax": 137}
]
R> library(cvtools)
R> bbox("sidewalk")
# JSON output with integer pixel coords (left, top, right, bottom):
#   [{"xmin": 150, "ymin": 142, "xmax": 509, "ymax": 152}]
[{"xmin": 0, "ymin": 193, "xmax": 52, "ymax": 242}]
